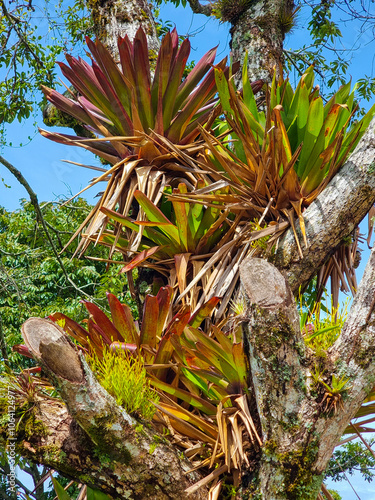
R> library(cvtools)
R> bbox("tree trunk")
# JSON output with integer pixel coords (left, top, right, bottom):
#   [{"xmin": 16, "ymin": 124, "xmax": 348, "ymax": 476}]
[
  {"xmin": 187, "ymin": 0, "xmax": 294, "ymax": 84},
  {"xmin": 86, "ymin": 0, "xmax": 160, "ymax": 59},
  {"xmin": 229, "ymin": 0, "xmax": 295, "ymax": 84},
  {"xmin": 239, "ymin": 248, "xmax": 375, "ymax": 498}
]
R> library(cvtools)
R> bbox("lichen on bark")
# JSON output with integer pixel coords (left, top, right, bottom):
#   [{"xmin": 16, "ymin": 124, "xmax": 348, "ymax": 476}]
[
  {"xmin": 229, "ymin": 0, "xmax": 295, "ymax": 84},
  {"xmin": 85, "ymin": 0, "xmax": 160, "ymax": 59}
]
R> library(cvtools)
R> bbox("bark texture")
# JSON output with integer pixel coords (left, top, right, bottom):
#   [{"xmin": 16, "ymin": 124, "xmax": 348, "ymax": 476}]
[
  {"xmin": 189, "ymin": 0, "xmax": 294, "ymax": 84},
  {"xmin": 13, "ymin": 318, "xmax": 207, "ymax": 500},
  {"xmin": 240, "ymin": 258, "xmax": 322, "ymax": 499},
  {"xmin": 229, "ymin": 0, "xmax": 295, "ymax": 84},
  {"xmin": 239, "ymin": 251, "xmax": 375, "ymax": 498},
  {"xmin": 86, "ymin": 0, "xmax": 160, "ymax": 60}
]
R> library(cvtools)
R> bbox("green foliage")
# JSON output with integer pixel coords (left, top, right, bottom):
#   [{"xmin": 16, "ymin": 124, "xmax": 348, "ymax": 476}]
[
  {"xmin": 154, "ymin": 0, "xmax": 188, "ymax": 7},
  {"xmin": 300, "ymin": 295, "xmax": 349, "ymax": 352},
  {"xmin": 326, "ymin": 491, "xmax": 341, "ymax": 500},
  {"xmin": 207, "ymin": 64, "xmax": 374, "ymax": 305},
  {"xmin": 216, "ymin": 63, "xmax": 375, "ymax": 203},
  {"xmin": 308, "ymin": 3, "xmax": 342, "ymax": 44},
  {"xmin": 51, "ymin": 476, "xmax": 110, "ymax": 500},
  {"xmin": 47, "ymin": 285, "xmax": 256, "ymax": 485},
  {"xmin": 44, "ymin": 474, "xmax": 80, "ymax": 500},
  {"xmin": 100, "ymin": 184, "xmax": 230, "ymax": 269},
  {"xmin": 0, "ymin": 198, "xmax": 133, "ymax": 370},
  {"xmin": 326, "ymin": 441, "xmax": 375, "ymax": 483},
  {"xmin": 285, "ymin": 3, "xmax": 355, "ymax": 99},
  {"xmin": 315, "ymin": 372, "xmax": 350, "ymax": 397},
  {"xmin": 0, "ymin": 0, "xmax": 93, "ymax": 143},
  {"xmin": 88, "ymin": 347, "xmax": 159, "ymax": 420}
]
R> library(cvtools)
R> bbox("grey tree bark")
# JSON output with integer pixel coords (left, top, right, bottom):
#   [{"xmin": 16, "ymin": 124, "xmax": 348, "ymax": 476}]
[
  {"xmin": 85, "ymin": 0, "xmax": 160, "ymax": 60},
  {"xmin": 187, "ymin": 0, "xmax": 295, "ymax": 84},
  {"xmin": 239, "ymin": 245, "xmax": 375, "ymax": 498}
]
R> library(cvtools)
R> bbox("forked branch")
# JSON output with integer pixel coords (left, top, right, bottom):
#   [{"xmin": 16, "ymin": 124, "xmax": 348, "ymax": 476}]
[{"xmin": 19, "ymin": 318, "xmax": 207, "ymax": 499}]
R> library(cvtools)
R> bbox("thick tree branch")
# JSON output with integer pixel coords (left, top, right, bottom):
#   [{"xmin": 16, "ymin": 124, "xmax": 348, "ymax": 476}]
[
  {"xmin": 274, "ymin": 117, "xmax": 375, "ymax": 293},
  {"xmin": 19, "ymin": 318, "xmax": 207, "ymax": 499},
  {"xmin": 0, "ymin": 398, "xmax": 117, "ymax": 497},
  {"xmin": 302, "ymin": 246, "xmax": 375, "ymax": 471},
  {"xmin": 240, "ymin": 258, "xmax": 323, "ymax": 498},
  {"xmin": 186, "ymin": 0, "xmax": 213, "ymax": 16},
  {"xmin": 239, "ymin": 251, "xmax": 375, "ymax": 497}
]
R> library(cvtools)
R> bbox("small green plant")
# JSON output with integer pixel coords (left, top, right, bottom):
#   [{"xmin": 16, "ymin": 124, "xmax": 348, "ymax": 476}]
[
  {"xmin": 312, "ymin": 366, "xmax": 350, "ymax": 413},
  {"xmin": 299, "ymin": 293, "xmax": 349, "ymax": 352},
  {"xmin": 321, "ymin": 374, "xmax": 350, "ymax": 414},
  {"xmin": 87, "ymin": 347, "xmax": 159, "ymax": 421},
  {"xmin": 248, "ymin": 219, "xmax": 270, "ymax": 251}
]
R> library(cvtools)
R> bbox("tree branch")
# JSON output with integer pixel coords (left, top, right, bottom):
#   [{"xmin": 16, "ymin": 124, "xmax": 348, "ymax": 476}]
[
  {"xmin": 1, "ymin": 1, "xmax": 45, "ymax": 71},
  {"xmin": 18, "ymin": 318, "xmax": 207, "ymax": 499},
  {"xmin": 186, "ymin": 0, "xmax": 213, "ymax": 16},
  {"xmin": 239, "ymin": 257, "xmax": 323, "ymax": 496},
  {"xmin": 238, "ymin": 254, "xmax": 375, "ymax": 497}
]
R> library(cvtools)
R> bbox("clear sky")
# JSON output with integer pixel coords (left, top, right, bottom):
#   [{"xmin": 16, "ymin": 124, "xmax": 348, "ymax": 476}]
[{"xmin": 1, "ymin": 1, "xmax": 375, "ymax": 497}]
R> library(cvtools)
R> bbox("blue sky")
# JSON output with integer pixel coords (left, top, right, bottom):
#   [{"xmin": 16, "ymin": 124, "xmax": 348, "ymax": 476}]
[{"xmin": 2, "ymin": 1, "xmax": 375, "ymax": 497}]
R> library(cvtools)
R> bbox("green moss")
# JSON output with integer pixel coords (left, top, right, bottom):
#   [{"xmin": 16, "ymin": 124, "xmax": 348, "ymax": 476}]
[
  {"xmin": 43, "ymin": 444, "xmax": 67, "ymax": 462},
  {"xmin": 263, "ymin": 439, "xmax": 277, "ymax": 455},
  {"xmin": 252, "ymin": 308, "xmax": 297, "ymax": 355},
  {"xmin": 77, "ymin": 474, "xmax": 93, "ymax": 484},
  {"xmin": 368, "ymin": 161, "xmax": 375, "ymax": 174},
  {"xmin": 262, "ymin": 438, "xmax": 323, "ymax": 499},
  {"xmin": 148, "ymin": 49, "xmax": 158, "ymax": 72},
  {"xmin": 280, "ymin": 413, "xmax": 301, "ymax": 434},
  {"xmin": 134, "ymin": 423, "xmax": 145, "ymax": 435},
  {"xmin": 24, "ymin": 415, "xmax": 49, "ymax": 439},
  {"xmin": 148, "ymin": 433, "xmax": 169, "ymax": 454},
  {"xmin": 94, "ymin": 448, "xmax": 113, "ymax": 467},
  {"xmin": 85, "ymin": 413, "xmax": 132, "ymax": 465},
  {"xmin": 257, "ymin": 13, "xmax": 277, "ymax": 32},
  {"xmin": 140, "ymin": 9, "xmax": 149, "ymax": 20},
  {"xmin": 214, "ymin": 0, "xmax": 252, "ymax": 23},
  {"xmin": 44, "ymin": 104, "xmax": 94, "ymax": 137},
  {"xmin": 353, "ymin": 343, "xmax": 375, "ymax": 369},
  {"xmin": 294, "ymin": 373, "xmax": 307, "ymax": 394},
  {"xmin": 276, "ymin": 363, "xmax": 292, "ymax": 382},
  {"xmin": 149, "ymin": 442, "xmax": 157, "ymax": 454}
]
